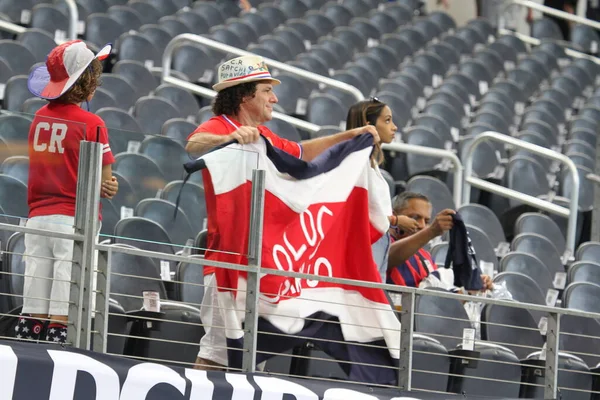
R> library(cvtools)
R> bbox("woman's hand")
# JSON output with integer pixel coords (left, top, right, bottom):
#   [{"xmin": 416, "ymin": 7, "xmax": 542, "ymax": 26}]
[{"xmin": 101, "ymin": 176, "xmax": 118, "ymax": 199}]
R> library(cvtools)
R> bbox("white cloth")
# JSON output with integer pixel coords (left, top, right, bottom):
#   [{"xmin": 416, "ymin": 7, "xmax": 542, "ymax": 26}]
[
  {"xmin": 198, "ymin": 273, "xmax": 228, "ymax": 366},
  {"xmin": 22, "ymin": 215, "xmax": 100, "ymax": 316}
]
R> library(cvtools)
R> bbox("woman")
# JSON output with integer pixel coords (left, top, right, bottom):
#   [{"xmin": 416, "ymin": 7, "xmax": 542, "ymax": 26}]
[
  {"xmin": 345, "ymin": 98, "xmax": 419, "ymax": 281},
  {"xmin": 18, "ymin": 40, "xmax": 118, "ymax": 344}
]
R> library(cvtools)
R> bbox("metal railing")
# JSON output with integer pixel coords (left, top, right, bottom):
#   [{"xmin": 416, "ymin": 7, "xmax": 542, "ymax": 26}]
[
  {"xmin": 462, "ymin": 131, "xmax": 580, "ymax": 260},
  {"xmin": 499, "ymin": 0, "xmax": 600, "ymax": 64},
  {"xmin": 0, "ymin": 0, "xmax": 78, "ymax": 40},
  {"xmin": 3, "ymin": 134, "xmax": 600, "ymax": 399},
  {"xmin": 382, "ymin": 142, "xmax": 463, "ymax": 207},
  {"xmin": 160, "ymin": 33, "xmax": 365, "ymax": 134}
]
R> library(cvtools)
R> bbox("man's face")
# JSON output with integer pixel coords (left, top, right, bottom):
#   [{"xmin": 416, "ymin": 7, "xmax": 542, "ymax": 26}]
[
  {"xmin": 242, "ymin": 82, "xmax": 278, "ymax": 124},
  {"xmin": 396, "ymin": 198, "xmax": 432, "ymax": 238}
]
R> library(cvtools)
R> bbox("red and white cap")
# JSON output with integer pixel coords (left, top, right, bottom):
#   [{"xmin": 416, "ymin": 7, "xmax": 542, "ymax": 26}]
[
  {"xmin": 213, "ymin": 55, "xmax": 281, "ymax": 92},
  {"xmin": 28, "ymin": 40, "xmax": 111, "ymax": 100}
]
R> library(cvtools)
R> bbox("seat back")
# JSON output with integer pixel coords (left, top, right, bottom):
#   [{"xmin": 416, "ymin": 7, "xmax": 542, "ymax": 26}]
[
  {"xmin": 114, "ymin": 217, "xmax": 175, "ymax": 254},
  {"xmin": 563, "ymin": 282, "xmax": 600, "ymax": 313},
  {"xmin": 500, "ymin": 252, "xmax": 553, "ymax": 294},
  {"xmin": 134, "ymin": 198, "xmax": 194, "ymax": 246},
  {"xmin": 174, "ymin": 255, "xmax": 204, "ymax": 306}
]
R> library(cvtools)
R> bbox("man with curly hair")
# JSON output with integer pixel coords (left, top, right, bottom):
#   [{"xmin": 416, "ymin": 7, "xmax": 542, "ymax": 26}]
[
  {"xmin": 16, "ymin": 40, "xmax": 118, "ymax": 344},
  {"xmin": 187, "ymin": 55, "xmax": 379, "ymax": 370}
]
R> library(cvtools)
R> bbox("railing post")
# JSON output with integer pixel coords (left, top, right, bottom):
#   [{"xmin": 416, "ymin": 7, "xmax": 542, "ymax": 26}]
[
  {"xmin": 69, "ymin": 141, "xmax": 102, "ymax": 349},
  {"xmin": 398, "ymin": 292, "xmax": 415, "ymax": 390},
  {"xmin": 242, "ymin": 169, "xmax": 266, "ymax": 372},
  {"xmin": 544, "ymin": 312, "xmax": 560, "ymax": 399},
  {"xmin": 92, "ymin": 248, "xmax": 111, "ymax": 353},
  {"xmin": 65, "ymin": 0, "xmax": 79, "ymax": 40}
]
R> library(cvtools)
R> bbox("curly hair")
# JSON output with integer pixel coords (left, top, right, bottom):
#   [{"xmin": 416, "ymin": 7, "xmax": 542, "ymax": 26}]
[
  {"xmin": 52, "ymin": 58, "xmax": 103, "ymax": 105},
  {"xmin": 212, "ymin": 82, "xmax": 258, "ymax": 116}
]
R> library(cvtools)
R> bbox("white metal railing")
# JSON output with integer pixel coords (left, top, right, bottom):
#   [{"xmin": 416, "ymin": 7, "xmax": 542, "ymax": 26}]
[
  {"xmin": 161, "ymin": 34, "xmax": 364, "ymax": 102},
  {"xmin": 0, "ymin": 0, "xmax": 78, "ymax": 40},
  {"xmin": 382, "ymin": 142, "xmax": 463, "ymax": 207},
  {"xmin": 462, "ymin": 132, "xmax": 580, "ymax": 260}
]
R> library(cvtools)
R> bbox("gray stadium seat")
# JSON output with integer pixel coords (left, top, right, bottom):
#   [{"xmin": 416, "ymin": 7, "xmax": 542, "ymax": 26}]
[
  {"xmin": 410, "ymin": 334, "xmax": 452, "ymax": 393},
  {"xmin": 307, "ymin": 93, "xmax": 347, "ymax": 128},
  {"xmin": 4, "ymin": 75, "xmax": 32, "ymax": 112},
  {"xmin": 257, "ymin": 3, "xmax": 287, "ymax": 30},
  {"xmin": 279, "ymin": 0, "xmax": 309, "ymax": 18},
  {"xmin": 139, "ymin": 135, "xmax": 188, "ymax": 183},
  {"xmin": 0, "ymin": 156, "xmax": 28, "ymax": 185},
  {"xmin": 466, "ymin": 224, "xmax": 498, "ymax": 270},
  {"xmin": 515, "ymin": 213, "xmax": 566, "ymax": 255},
  {"xmin": 563, "ymin": 282, "xmax": 600, "ymax": 313},
  {"xmin": 286, "ymin": 18, "xmax": 319, "ymax": 43},
  {"xmin": 0, "ymin": 114, "xmax": 32, "ymax": 157},
  {"xmin": 16, "ymin": 29, "xmax": 56, "ymax": 63},
  {"xmin": 568, "ymin": 261, "xmax": 600, "ymax": 286},
  {"xmin": 87, "ymin": 88, "xmax": 116, "ymax": 113},
  {"xmin": 147, "ymin": 0, "xmax": 178, "ymax": 15},
  {"xmin": 512, "ymin": 233, "xmax": 565, "ymax": 279},
  {"xmin": 128, "ymin": 0, "xmax": 161, "ymax": 25},
  {"xmin": 108, "ymin": 171, "xmax": 138, "ymax": 211},
  {"xmin": 507, "ymin": 156, "xmax": 550, "ymax": 208},
  {"xmin": 97, "ymin": 107, "xmax": 144, "ymax": 149},
  {"xmin": 133, "ymin": 96, "xmax": 181, "ymax": 135},
  {"xmin": 107, "ymin": 5, "xmax": 142, "ymax": 30},
  {"xmin": 458, "ymin": 204, "xmax": 506, "ymax": 248},
  {"xmin": 412, "ymin": 17, "xmax": 443, "ymax": 41},
  {"xmin": 560, "ymin": 166, "xmax": 594, "ymax": 212},
  {"xmin": 323, "ymin": 3, "xmax": 353, "ymax": 26},
  {"xmin": 176, "ymin": 10, "xmax": 210, "ymax": 36},
  {"xmin": 0, "ymin": 41, "xmax": 36, "ymax": 76},
  {"xmin": 192, "ymin": 1, "xmax": 225, "ymax": 26},
  {"xmin": 174, "ymin": 255, "xmax": 204, "ymax": 306},
  {"xmin": 97, "ymin": 74, "xmax": 136, "ymax": 111},
  {"xmin": 240, "ymin": 12, "xmax": 272, "ymax": 37},
  {"xmin": 114, "ymin": 217, "xmax": 176, "ymax": 254},
  {"xmin": 171, "ymin": 43, "xmax": 216, "ymax": 84},
  {"xmin": 116, "ymin": 31, "xmax": 160, "ymax": 67},
  {"xmin": 86, "ymin": 13, "xmax": 126, "ymax": 49},
  {"xmin": 0, "ymin": 174, "xmax": 28, "ymax": 220},
  {"xmin": 1, "ymin": 232, "xmax": 25, "ymax": 310},
  {"xmin": 521, "ymin": 352, "xmax": 592, "ymax": 400},
  {"xmin": 101, "ymin": 243, "xmax": 168, "ymax": 311},
  {"xmin": 161, "ymin": 180, "xmax": 206, "ymax": 235},
  {"xmin": 492, "ymin": 272, "xmax": 546, "ymax": 323},
  {"xmin": 403, "ymin": 127, "xmax": 446, "ymax": 176},
  {"xmin": 134, "ymin": 198, "xmax": 194, "ymax": 247},
  {"xmin": 500, "ymin": 252, "xmax": 553, "ymax": 294},
  {"xmin": 139, "ymin": 24, "xmax": 173, "ymax": 56},
  {"xmin": 576, "ymin": 241, "xmax": 600, "ymax": 262},
  {"xmin": 0, "ymin": 0, "xmax": 34, "ymax": 23},
  {"xmin": 162, "ymin": 118, "xmax": 196, "ymax": 147},
  {"xmin": 154, "ymin": 84, "xmax": 200, "ymax": 120},
  {"xmin": 78, "ymin": 0, "xmax": 109, "ymax": 14},
  {"xmin": 263, "ymin": 119, "xmax": 302, "ymax": 143},
  {"xmin": 406, "ymin": 175, "xmax": 455, "ymax": 214},
  {"xmin": 113, "ymin": 153, "xmax": 166, "ymax": 200},
  {"xmin": 30, "ymin": 3, "xmax": 69, "ymax": 38},
  {"xmin": 531, "ymin": 17, "xmax": 564, "ymax": 41},
  {"xmin": 210, "ymin": 24, "xmax": 245, "ymax": 49},
  {"xmin": 158, "ymin": 15, "xmax": 189, "ymax": 39}
]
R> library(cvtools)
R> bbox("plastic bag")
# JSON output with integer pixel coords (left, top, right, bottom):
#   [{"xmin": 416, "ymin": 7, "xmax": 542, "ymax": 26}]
[{"xmin": 464, "ymin": 280, "xmax": 513, "ymax": 339}]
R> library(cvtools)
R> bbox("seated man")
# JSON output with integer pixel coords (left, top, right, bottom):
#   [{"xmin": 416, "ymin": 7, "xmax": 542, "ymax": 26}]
[{"xmin": 386, "ymin": 192, "xmax": 492, "ymax": 291}]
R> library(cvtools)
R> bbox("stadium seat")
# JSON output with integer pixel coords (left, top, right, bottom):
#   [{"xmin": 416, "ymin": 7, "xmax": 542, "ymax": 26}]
[
  {"xmin": 0, "ymin": 156, "xmax": 28, "ymax": 185},
  {"xmin": 88, "ymin": 88, "xmax": 117, "ymax": 113},
  {"xmin": 0, "ymin": 41, "xmax": 35, "ymax": 76},
  {"xmin": 263, "ymin": 119, "xmax": 302, "ymax": 143},
  {"xmin": 16, "ymin": 29, "xmax": 56, "ymax": 63},
  {"xmin": 1, "ymin": 231, "xmax": 25, "ymax": 310},
  {"xmin": 500, "ymin": 252, "xmax": 553, "ymax": 295},
  {"xmin": 101, "ymin": 243, "xmax": 168, "ymax": 311},
  {"xmin": 161, "ymin": 118, "xmax": 196, "ymax": 147},
  {"xmin": 576, "ymin": 241, "xmax": 600, "ymax": 262},
  {"xmin": 108, "ymin": 171, "xmax": 138, "ymax": 211},
  {"xmin": 159, "ymin": 15, "xmax": 190, "ymax": 38},
  {"xmin": 30, "ymin": 3, "xmax": 69, "ymax": 39},
  {"xmin": 563, "ymin": 282, "xmax": 600, "ymax": 313},
  {"xmin": 107, "ymin": 5, "xmax": 143, "ymax": 30},
  {"xmin": 323, "ymin": 3, "xmax": 353, "ymax": 26},
  {"xmin": 458, "ymin": 204, "xmax": 506, "ymax": 248},
  {"xmin": 147, "ymin": 0, "xmax": 178, "ymax": 15},
  {"xmin": 492, "ymin": 272, "xmax": 546, "ymax": 322},
  {"xmin": 128, "ymin": 0, "xmax": 161, "ymax": 25},
  {"xmin": 171, "ymin": 43, "xmax": 216, "ymax": 84},
  {"xmin": 97, "ymin": 74, "xmax": 136, "ymax": 111},
  {"xmin": 512, "ymin": 233, "xmax": 564, "ymax": 278},
  {"xmin": 307, "ymin": 93, "xmax": 347, "ymax": 128},
  {"xmin": 406, "ymin": 175, "xmax": 454, "ymax": 214},
  {"xmin": 4, "ymin": 75, "xmax": 32, "ymax": 112},
  {"xmin": 133, "ymin": 97, "xmax": 181, "ymax": 135},
  {"xmin": 174, "ymin": 255, "xmax": 204, "ymax": 306},
  {"xmin": 0, "ymin": 174, "xmax": 28, "ymax": 220},
  {"xmin": 278, "ymin": 0, "xmax": 309, "ymax": 19},
  {"xmin": 161, "ymin": 180, "xmax": 206, "ymax": 235},
  {"xmin": 116, "ymin": 32, "xmax": 161, "ymax": 67},
  {"xmin": 139, "ymin": 24, "xmax": 173, "ymax": 56},
  {"xmin": 134, "ymin": 198, "xmax": 194, "ymax": 247},
  {"xmin": 506, "ymin": 156, "xmax": 550, "ymax": 207},
  {"xmin": 240, "ymin": 12, "xmax": 272, "ymax": 37},
  {"xmin": 114, "ymin": 217, "xmax": 176, "ymax": 254},
  {"xmin": 97, "ymin": 108, "xmax": 143, "ymax": 144},
  {"xmin": 515, "ymin": 213, "xmax": 566, "ymax": 255},
  {"xmin": 86, "ymin": 13, "xmax": 126, "ymax": 49},
  {"xmin": 113, "ymin": 153, "xmax": 166, "ymax": 200},
  {"xmin": 410, "ymin": 334, "xmax": 450, "ymax": 392},
  {"xmin": 154, "ymin": 84, "xmax": 201, "ymax": 119},
  {"xmin": 257, "ymin": 2, "xmax": 287, "ymax": 31},
  {"xmin": 113, "ymin": 60, "xmax": 159, "ymax": 100},
  {"xmin": 403, "ymin": 127, "xmax": 446, "ymax": 176},
  {"xmin": 258, "ymin": 35, "xmax": 293, "ymax": 61},
  {"xmin": 139, "ymin": 135, "xmax": 188, "ymax": 183},
  {"xmin": 0, "ymin": 114, "xmax": 32, "ymax": 157},
  {"xmin": 560, "ymin": 166, "xmax": 594, "ymax": 212}
]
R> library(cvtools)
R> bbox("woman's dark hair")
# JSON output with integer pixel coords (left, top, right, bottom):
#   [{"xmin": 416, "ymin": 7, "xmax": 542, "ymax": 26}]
[
  {"xmin": 53, "ymin": 58, "xmax": 103, "ymax": 105},
  {"xmin": 345, "ymin": 98, "xmax": 388, "ymax": 166},
  {"xmin": 212, "ymin": 81, "xmax": 258, "ymax": 116}
]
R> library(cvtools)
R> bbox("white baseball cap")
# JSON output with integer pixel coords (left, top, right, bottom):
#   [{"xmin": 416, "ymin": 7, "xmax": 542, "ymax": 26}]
[
  {"xmin": 213, "ymin": 55, "xmax": 281, "ymax": 92},
  {"xmin": 28, "ymin": 40, "xmax": 111, "ymax": 100}
]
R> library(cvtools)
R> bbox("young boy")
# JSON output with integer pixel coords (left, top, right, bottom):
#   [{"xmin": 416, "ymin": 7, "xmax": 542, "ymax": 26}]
[{"xmin": 17, "ymin": 40, "xmax": 118, "ymax": 344}]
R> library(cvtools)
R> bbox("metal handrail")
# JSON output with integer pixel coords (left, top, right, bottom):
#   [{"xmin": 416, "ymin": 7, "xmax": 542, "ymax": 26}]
[
  {"xmin": 382, "ymin": 142, "xmax": 463, "ymax": 207},
  {"xmin": 498, "ymin": 28, "xmax": 600, "ymax": 65},
  {"xmin": 162, "ymin": 74, "xmax": 321, "ymax": 133},
  {"xmin": 462, "ymin": 132, "xmax": 580, "ymax": 259},
  {"xmin": 0, "ymin": 18, "xmax": 25, "ymax": 35},
  {"xmin": 0, "ymin": 0, "xmax": 78, "ymax": 39},
  {"xmin": 65, "ymin": 0, "xmax": 79, "ymax": 40},
  {"xmin": 95, "ymin": 241, "xmax": 600, "ymax": 321},
  {"xmin": 501, "ymin": 0, "xmax": 600, "ymax": 31},
  {"xmin": 162, "ymin": 34, "xmax": 364, "ymax": 102}
]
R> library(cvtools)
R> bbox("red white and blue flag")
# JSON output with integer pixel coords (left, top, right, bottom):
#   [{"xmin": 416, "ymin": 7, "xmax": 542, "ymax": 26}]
[{"xmin": 195, "ymin": 133, "xmax": 400, "ymax": 384}]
